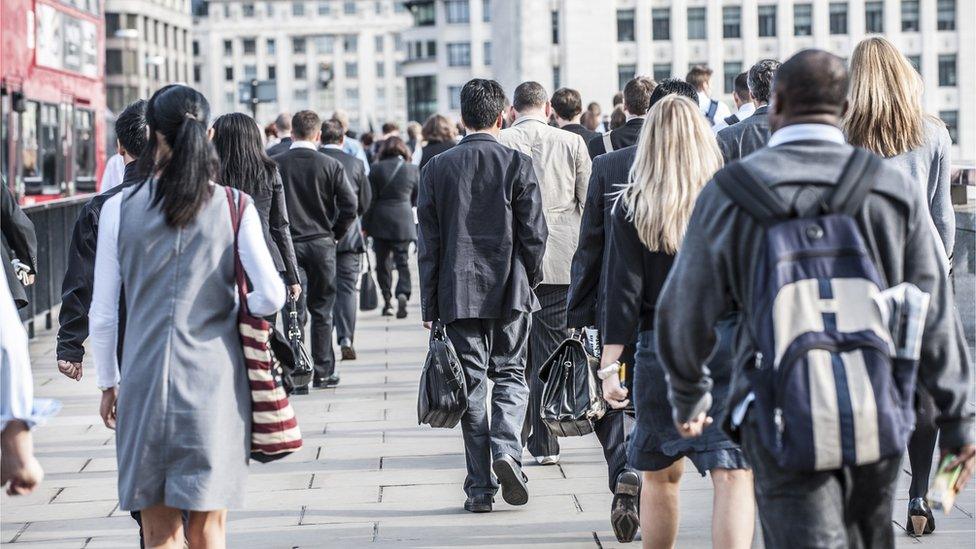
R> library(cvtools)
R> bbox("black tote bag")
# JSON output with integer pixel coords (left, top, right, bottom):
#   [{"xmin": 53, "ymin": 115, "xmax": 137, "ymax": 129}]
[
  {"xmin": 417, "ymin": 323, "xmax": 468, "ymax": 429},
  {"xmin": 359, "ymin": 240, "xmax": 379, "ymax": 311},
  {"xmin": 538, "ymin": 335, "xmax": 607, "ymax": 437}
]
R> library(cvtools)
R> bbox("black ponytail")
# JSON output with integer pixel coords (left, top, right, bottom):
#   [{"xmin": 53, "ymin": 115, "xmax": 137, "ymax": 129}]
[{"xmin": 141, "ymin": 85, "xmax": 218, "ymax": 227}]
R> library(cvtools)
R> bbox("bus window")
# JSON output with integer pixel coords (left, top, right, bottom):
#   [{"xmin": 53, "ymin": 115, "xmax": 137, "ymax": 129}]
[
  {"xmin": 74, "ymin": 108, "xmax": 96, "ymax": 192},
  {"xmin": 1, "ymin": 93, "xmax": 8, "ymax": 184},
  {"xmin": 22, "ymin": 101, "xmax": 41, "ymax": 194},
  {"xmin": 40, "ymin": 103, "xmax": 60, "ymax": 192}
]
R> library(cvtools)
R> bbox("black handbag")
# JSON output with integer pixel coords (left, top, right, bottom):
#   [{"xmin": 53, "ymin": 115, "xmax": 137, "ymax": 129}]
[
  {"xmin": 538, "ymin": 333, "xmax": 607, "ymax": 437},
  {"xmin": 417, "ymin": 323, "xmax": 468, "ymax": 429},
  {"xmin": 359, "ymin": 241, "xmax": 379, "ymax": 311},
  {"xmin": 270, "ymin": 294, "xmax": 313, "ymax": 393}
]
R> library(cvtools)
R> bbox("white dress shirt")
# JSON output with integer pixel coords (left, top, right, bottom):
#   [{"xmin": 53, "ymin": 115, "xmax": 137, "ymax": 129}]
[
  {"xmin": 99, "ymin": 154, "xmax": 126, "ymax": 193},
  {"xmin": 698, "ymin": 93, "xmax": 733, "ymax": 131},
  {"xmin": 290, "ymin": 140, "xmax": 319, "ymax": 151},
  {"xmin": 767, "ymin": 124, "xmax": 847, "ymax": 148}
]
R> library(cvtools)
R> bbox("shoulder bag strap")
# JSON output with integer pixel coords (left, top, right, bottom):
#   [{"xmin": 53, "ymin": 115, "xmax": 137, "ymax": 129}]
[
  {"xmin": 225, "ymin": 187, "xmax": 251, "ymax": 315},
  {"xmin": 373, "ymin": 158, "xmax": 405, "ymax": 199},
  {"xmin": 828, "ymin": 148, "xmax": 879, "ymax": 216},
  {"xmin": 714, "ymin": 162, "xmax": 791, "ymax": 226},
  {"xmin": 602, "ymin": 132, "xmax": 614, "ymax": 153}
]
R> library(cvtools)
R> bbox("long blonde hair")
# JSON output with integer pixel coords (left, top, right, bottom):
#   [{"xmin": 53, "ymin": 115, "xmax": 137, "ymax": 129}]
[
  {"xmin": 844, "ymin": 37, "xmax": 929, "ymax": 157},
  {"xmin": 620, "ymin": 95, "xmax": 723, "ymax": 254}
]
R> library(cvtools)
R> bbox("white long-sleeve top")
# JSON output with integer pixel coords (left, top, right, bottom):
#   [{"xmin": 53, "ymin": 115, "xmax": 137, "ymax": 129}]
[{"xmin": 89, "ymin": 188, "xmax": 286, "ymax": 389}]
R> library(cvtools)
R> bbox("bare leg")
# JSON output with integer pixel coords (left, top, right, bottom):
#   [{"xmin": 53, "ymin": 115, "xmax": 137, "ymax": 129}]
[
  {"xmin": 186, "ymin": 510, "xmax": 228, "ymax": 549},
  {"xmin": 641, "ymin": 460, "xmax": 684, "ymax": 549},
  {"xmin": 711, "ymin": 468, "xmax": 755, "ymax": 549},
  {"xmin": 140, "ymin": 505, "xmax": 184, "ymax": 549}
]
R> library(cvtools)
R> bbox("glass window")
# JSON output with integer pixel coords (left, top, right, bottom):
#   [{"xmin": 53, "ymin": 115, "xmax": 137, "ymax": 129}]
[
  {"xmin": 39, "ymin": 103, "xmax": 60, "ymax": 189},
  {"xmin": 445, "ymin": 0, "xmax": 469, "ymax": 23},
  {"xmin": 244, "ymin": 64, "xmax": 257, "ymax": 79},
  {"xmin": 225, "ymin": 91, "xmax": 235, "ymax": 106},
  {"xmin": 907, "ymin": 55, "xmax": 921, "ymax": 72},
  {"xmin": 192, "ymin": 40, "xmax": 200, "ymax": 56},
  {"xmin": 829, "ymin": 3, "xmax": 848, "ymax": 34},
  {"xmin": 242, "ymin": 3, "xmax": 255, "ymax": 16},
  {"xmin": 724, "ymin": 61, "xmax": 743, "ymax": 93},
  {"xmin": 938, "ymin": 54, "xmax": 956, "ymax": 86},
  {"xmin": 939, "ymin": 111, "xmax": 958, "ymax": 143},
  {"xmin": 484, "ymin": 41, "xmax": 492, "ymax": 66},
  {"xmin": 447, "ymin": 42, "xmax": 471, "ymax": 67},
  {"xmin": 376, "ymin": 61, "xmax": 385, "ymax": 77},
  {"xmin": 687, "ymin": 7, "xmax": 707, "ymax": 40},
  {"xmin": 345, "ymin": 61, "xmax": 358, "ymax": 78},
  {"xmin": 343, "ymin": 34, "xmax": 358, "ymax": 53},
  {"xmin": 653, "ymin": 63, "xmax": 671, "ymax": 82},
  {"xmin": 243, "ymin": 38, "xmax": 256, "ymax": 55},
  {"xmin": 448, "ymin": 85, "xmax": 462, "ymax": 110},
  {"xmin": 105, "ymin": 12, "xmax": 120, "ymax": 37},
  {"xmin": 406, "ymin": 75, "xmax": 436, "ymax": 122},
  {"xmin": 723, "ymin": 6, "xmax": 741, "ymax": 38},
  {"xmin": 794, "ymin": 4, "xmax": 813, "ymax": 35},
  {"xmin": 343, "ymin": 0, "xmax": 356, "ymax": 14},
  {"xmin": 292, "ymin": 1, "xmax": 305, "ymax": 16},
  {"xmin": 268, "ymin": 65, "xmax": 276, "ymax": 80},
  {"xmin": 902, "ymin": 0, "xmax": 919, "ymax": 31},
  {"xmin": 294, "ymin": 88, "xmax": 308, "ymax": 102},
  {"xmin": 377, "ymin": 87, "xmax": 386, "ymax": 102},
  {"xmin": 482, "ymin": 0, "xmax": 491, "ymax": 22},
  {"xmin": 223, "ymin": 40, "xmax": 233, "ymax": 56},
  {"xmin": 193, "ymin": 64, "xmax": 201, "ymax": 83},
  {"xmin": 293, "ymin": 37, "xmax": 307, "ymax": 54},
  {"xmin": 937, "ymin": 0, "xmax": 955, "ymax": 30},
  {"xmin": 314, "ymin": 35, "xmax": 334, "ymax": 54},
  {"xmin": 106, "ymin": 49, "xmax": 123, "ymax": 75},
  {"xmin": 73, "ymin": 109, "xmax": 95, "ymax": 190},
  {"xmin": 318, "ymin": 1, "xmax": 331, "ymax": 15},
  {"xmin": 865, "ymin": 2, "xmax": 884, "ymax": 33},
  {"xmin": 553, "ymin": 66, "xmax": 561, "ymax": 90},
  {"xmin": 411, "ymin": 1, "xmax": 435, "ymax": 26},
  {"xmin": 552, "ymin": 10, "xmax": 559, "ymax": 44},
  {"xmin": 21, "ymin": 102, "xmax": 40, "ymax": 183},
  {"xmin": 375, "ymin": 35, "xmax": 384, "ymax": 52},
  {"xmin": 225, "ymin": 66, "xmax": 234, "ymax": 81},
  {"xmin": 652, "ymin": 8, "xmax": 670, "ymax": 40},
  {"xmin": 294, "ymin": 64, "xmax": 307, "ymax": 79},
  {"xmin": 267, "ymin": 38, "xmax": 276, "ymax": 56},
  {"xmin": 617, "ymin": 64, "xmax": 636, "ymax": 91},
  {"xmin": 617, "ymin": 9, "xmax": 636, "ymax": 42},
  {"xmin": 758, "ymin": 5, "xmax": 777, "ymax": 37}
]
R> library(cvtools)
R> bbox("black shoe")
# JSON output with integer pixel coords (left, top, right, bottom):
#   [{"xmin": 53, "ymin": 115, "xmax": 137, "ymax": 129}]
[
  {"xmin": 396, "ymin": 294, "xmax": 408, "ymax": 319},
  {"xmin": 464, "ymin": 494, "xmax": 493, "ymax": 513},
  {"xmin": 381, "ymin": 300, "xmax": 394, "ymax": 316},
  {"xmin": 313, "ymin": 374, "xmax": 340, "ymax": 388},
  {"xmin": 611, "ymin": 471, "xmax": 641, "ymax": 543},
  {"xmin": 291, "ymin": 385, "xmax": 309, "ymax": 395},
  {"xmin": 908, "ymin": 497, "xmax": 935, "ymax": 536},
  {"xmin": 340, "ymin": 345, "xmax": 357, "ymax": 361},
  {"xmin": 492, "ymin": 455, "xmax": 529, "ymax": 506}
]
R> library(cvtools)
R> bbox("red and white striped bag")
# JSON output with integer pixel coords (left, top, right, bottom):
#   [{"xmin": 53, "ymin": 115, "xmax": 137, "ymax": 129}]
[{"xmin": 226, "ymin": 187, "xmax": 303, "ymax": 463}]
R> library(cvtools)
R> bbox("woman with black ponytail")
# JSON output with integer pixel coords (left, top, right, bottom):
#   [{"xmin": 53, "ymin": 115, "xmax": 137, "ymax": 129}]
[{"xmin": 89, "ymin": 85, "xmax": 285, "ymax": 547}]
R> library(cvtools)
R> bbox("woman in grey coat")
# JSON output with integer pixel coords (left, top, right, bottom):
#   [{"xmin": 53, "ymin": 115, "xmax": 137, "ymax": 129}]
[
  {"xmin": 844, "ymin": 36, "xmax": 954, "ymax": 536},
  {"xmin": 89, "ymin": 86, "xmax": 285, "ymax": 547}
]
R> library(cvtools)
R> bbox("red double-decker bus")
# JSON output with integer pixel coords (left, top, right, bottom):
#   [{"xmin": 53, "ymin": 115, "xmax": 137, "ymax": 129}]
[{"xmin": 1, "ymin": 0, "xmax": 106, "ymax": 205}]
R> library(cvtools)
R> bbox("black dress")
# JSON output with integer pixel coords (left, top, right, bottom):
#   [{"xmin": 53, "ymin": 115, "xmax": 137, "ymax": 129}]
[
  {"xmin": 365, "ymin": 158, "xmax": 420, "ymax": 302},
  {"xmin": 419, "ymin": 140, "xmax": 456, "ymax": 170}
]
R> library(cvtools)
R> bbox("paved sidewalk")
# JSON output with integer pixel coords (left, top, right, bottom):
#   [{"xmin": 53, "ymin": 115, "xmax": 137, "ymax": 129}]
[{"xmin": 2, "ymin": 297, "xmax": 974, "ymax": 548}]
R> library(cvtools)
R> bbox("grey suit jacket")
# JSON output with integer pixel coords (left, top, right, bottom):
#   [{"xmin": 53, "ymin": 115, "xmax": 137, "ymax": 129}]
[{"xmin": 716, "ymin": 106, "xmax": 771, "ymax": 162}]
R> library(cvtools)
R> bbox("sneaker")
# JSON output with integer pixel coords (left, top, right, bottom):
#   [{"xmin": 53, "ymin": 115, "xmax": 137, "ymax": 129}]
[
  {"xmin": 381, "ymin": 300, "xmax": 394, "ymax": 316},
  {"xmin": 611, "ymin": 470, "xmax": 641, "ymax": 543},
  {"xmin": 535, "ymin": 455, "xmax": 560, "ymax": 466},
  {"xmin": 492, "ymin": 455, "xmax": 529, "ymax": 506},
  {"xmin": 396, "ymin": 294, "xmax": 408, "ymax": 319},
  {"xmin": 463, "ymin": 494, "xmax": 493, "ymax": 513}
]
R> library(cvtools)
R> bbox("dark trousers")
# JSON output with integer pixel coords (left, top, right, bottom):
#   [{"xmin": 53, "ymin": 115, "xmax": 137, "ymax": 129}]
[
  {"xmin": 373, "ymin": 238, "xmax": 411, "ymax": 301},
  {"xmin": 294, "ymin": 238, "xmax": 337, "ymax": 379},
  {"xmin": 741, "ymin": 412, "xmax": 902, "ymax": 549},
  {"xmin": 594, "ymin": 409, "xmax": 635, "ymax": 492},
  {"xmin": 522, "ymin": 284, "xmax": 568, "ymax": 458},
  {"xmin": 333, "ymin": 252, "xmax": 362, "ymax": 343},
  {"xmin": 445, "ymin": 313, "xmax": 531, "ymax": 498}
]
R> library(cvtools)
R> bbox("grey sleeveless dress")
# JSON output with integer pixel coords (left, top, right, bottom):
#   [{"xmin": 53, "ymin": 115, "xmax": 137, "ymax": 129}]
[{"xmin": 115, "ymin": 182, "xmax": 250, "ymax": 511}]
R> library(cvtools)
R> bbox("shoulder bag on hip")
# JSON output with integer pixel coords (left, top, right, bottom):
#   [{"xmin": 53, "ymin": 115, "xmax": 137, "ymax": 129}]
[{"xmin": 359, "ymin": 237, "xmax": 379, "ymax": 311}]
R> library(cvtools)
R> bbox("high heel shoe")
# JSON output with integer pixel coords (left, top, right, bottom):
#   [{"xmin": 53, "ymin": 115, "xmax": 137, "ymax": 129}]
[{"xmin": 908, "ymin": 497, "xmax": 935, "ymax": 536}]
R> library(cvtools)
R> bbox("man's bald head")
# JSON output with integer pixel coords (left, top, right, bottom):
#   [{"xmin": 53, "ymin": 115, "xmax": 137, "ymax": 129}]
[{"xmin": 772, "ymin": 49, "xmax": 849, "ymax": 121}]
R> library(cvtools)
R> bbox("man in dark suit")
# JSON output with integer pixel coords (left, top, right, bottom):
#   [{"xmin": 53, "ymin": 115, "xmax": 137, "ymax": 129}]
[
  {"xmin": 566, "ymin": 79, "xmax": 698, "ymax": 543},
  {"xmin": 587, "ymin": 76, "xmax": 655, "ymax": 159},
  {"xmin": 1, "ymin": 183, "xmax": 36, "ymax": 311},
  {"xmin": 551, "ymin": 87, "xmax": 598, "ymax": 144},
  {"xmin": 266, "ymin": 112, "xmax": 293, "ymax": 157},
  {"xmin": 273, "ymin": 110, "xmax": 358, "ymax": 389},
  {"xmin": 319, "ymin": 119, "xmax": 371, "ymax": 361},
  {"xmin": 716, "ymin": 59, "xmax": 780, "ymax": 162},
  {"xmin": 418, "ymin": 78, "xmax": 548, "ymax": 514}
]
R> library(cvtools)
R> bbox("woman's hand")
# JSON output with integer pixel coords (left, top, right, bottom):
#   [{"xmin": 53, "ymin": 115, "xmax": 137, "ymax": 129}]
[
  {"xmin": 99, "ymin": 387, "xmax": 118, "ymax": 430},
  {"xmin": 602, "ymin": 374, "xmax": 630, "ymax": 409},
  {"xmin": 676, "ymin": 411, "xmax": 713, "ymax": 438}
]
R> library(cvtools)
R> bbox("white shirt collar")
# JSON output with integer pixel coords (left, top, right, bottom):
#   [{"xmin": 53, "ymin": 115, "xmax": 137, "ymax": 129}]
[
  {"xmin": 767, "ymin": 124, "xmax": 847, "ymax": 148},
  {"xmin": 322, "ymin": 143, "xmax": 343, "ymax": 150},
  {"xmin": 290, "ymin": 140, "xmax": 318, "ymax": 151},
  {"xmin": 512, "ymin": 113, "xmax": 549, "ymax": 126},
  {"xmin": 735, "ymin": 102, "xmax": 757, "ymax": 120}
]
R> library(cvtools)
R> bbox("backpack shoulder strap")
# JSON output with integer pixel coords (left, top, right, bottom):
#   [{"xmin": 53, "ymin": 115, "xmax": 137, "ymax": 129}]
[
  {"xmin": 828, "ymin": 148, "xmax": 880, "ymax": 216},
  {"xmin": 714, "ymin": 162, "xmax": 791, "ymax": 226},
  {"xmin": 602, "ymin": 132, "xmax": 614, "ymax": 153}
]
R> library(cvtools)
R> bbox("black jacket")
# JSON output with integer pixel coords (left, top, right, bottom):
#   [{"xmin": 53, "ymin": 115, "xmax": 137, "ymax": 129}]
[
  {"xmin": 419, "ymin": 140, "xmax": 455, "ymax": 170},
  {"xmin": 716, "ymin": 106, "xmax": 771, "ymax": 162},
  {"xmin": 587, "ymin": 118, "xmax": 644, "ymax": 159},
  {"xmin": 56, "ymin": 162, "xmax": 144, "ymax": 362},
  {"xmin": 364, "ymin": 157, "xmax": 419, "ymax": 242},
  {"xmin": 246, "ymin": 170, "xmax": 299, "ymax": 284},
  {"xmin": 1, "ymin": 183, "xmax": 37, "ymax": 310},
  {"xmin": 266, "ymin": 136, "xmax": 293, "ymax": 158},
  {"xmin": 418, "ymin": 133, "xmax": 548, "ymax": 323},
  {"xmin": 560, "ymin": 123, "xmax": 599, "ymax": 147},
  {"xmin": 272, "ymin": 147, "xmax": 357, "ymax": 243},
  {"xmin": 566, "ymin": 146, "xmax": 636, "ymax": 329},
  {"xmin": 320, "ymin": 146, "xmax": 372, "ymax": 253}
]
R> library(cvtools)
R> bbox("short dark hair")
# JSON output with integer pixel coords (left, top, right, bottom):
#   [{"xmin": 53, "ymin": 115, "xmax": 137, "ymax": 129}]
[
  {"xmin": 512, "ymin": 81, "xmax": 548, "ymax": 112},
  {"xmin": 733, "ymin": 72, "xmax": 750, "ymax": 101},
  {"xmin": 381, "ymin": 121, "xmax": 399, "ymax": 134},
  {"xmin": 320, "ymin": 119, "xmax": 345, "ymax": 145},
  {"xmin": 378, "ymin": 135, "xmax": 412, "ymax": 162},
  {"xmin": 291, "ymin": 110, "xmax": 321, "ymax": 140},
  {"xmin": 623, "ymin": 76, "xmax": 656, "ymax": 116},
  {"xmin": 649, "ymin": 78, "xmax": 699, "ymax": 108},
  {"xmin": 748, "ymin": 59, "xmax": 781, "ymax": 103},
  {"xmin": 550, "ymin": 87, "xmax": 583, "ymax": 121},
  {"xmin": 274, "ymin": 112, "xmax": 291, "ymax": 132},
  {"xmin": 580, "ymin": 111, "xmax": 599, "ymax": 131},
  {"xmin": 612, "ymin": 92, "xmax": 624, "ymax": 107},
  {"xmin": 586, "ymin": 101, "xmax": 601, "ymax": 114},
  {"xmin": 685, "ymin": 65, "xmax": 713, "ymax": 90},
  {"xmin": 609, "ymin": 106, "xmax": 627, "ymax": 130},
  {"xmin": 774, "ymin": 49, "xmax": 848, "ymax": 117},
  {"xmin": 460, "ymin": 78, "xmax": 507, "ymax": 130},
  {"xmin": 115, "ymin": 99, "xmax": 148, "ymax": 158}
]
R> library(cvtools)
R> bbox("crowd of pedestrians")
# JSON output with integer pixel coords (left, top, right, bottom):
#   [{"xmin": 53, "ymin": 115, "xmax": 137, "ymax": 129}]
[{"xmin": 0, "ymin": 36, "xmax": 969, "ymax": 549}]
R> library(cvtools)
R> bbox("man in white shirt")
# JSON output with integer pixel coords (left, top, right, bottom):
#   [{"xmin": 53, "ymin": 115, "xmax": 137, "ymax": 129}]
[
  {"xmin": 687, "ymin": 65, "xmax": 733, "ymax": 131},
  {"xmin": 721, "ymin": 72, "xmax": 756, "ymax": 130},
  {"xmin": 99, "ymin": 154, "xmax": 125, "ymax": 194}
]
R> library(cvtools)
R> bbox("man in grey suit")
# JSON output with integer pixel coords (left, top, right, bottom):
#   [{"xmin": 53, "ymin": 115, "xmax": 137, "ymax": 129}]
[{"xmin": 716, "ymin": 59, "xmax": 780, "ymax": 162}]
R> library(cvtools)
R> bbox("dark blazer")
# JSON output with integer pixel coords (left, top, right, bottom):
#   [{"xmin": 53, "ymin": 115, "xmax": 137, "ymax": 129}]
[
  {"xmin": 417, "ymin": 133, "xmax": 548, "ymax": 323},
  {"xmin": 566, "ymin": 146, "xmax": 637, "ymax": 329},
  {"xmin": 2, "ymin": 181, "xmax": 37, "ymax": 310},
  {"xmin": 320, "ymin": 146, "xmax": 372, "ymax": 253},
  {"xmin": 716, "ymin": 106, "xmax": 771, "ymax": 162},
  {"xmin": 419, "ymin": 140, "xmax": 455, "ymax": 170},
  {"xmin": 57, "ymin": 161, "xmax": 144, "ymax": 361},
  {"xmin": 272, "ymin": 147, "xmax": 357, "ymax": 243},
  {"xmin": 364, "ymin": 157, "xmax": 419, "ymax": 242},
  {"xmin": 587, "ymin": 118, "xmax": 644, "ymax": 159},
  {"xmin": 248, "ymin": 170, "xmax": 300, "ymax": 284},
  {"xmin": 560, "ymin": 123, "xmax": 599, "ymax": 147},
  {"xmin": 266, "ymin": 136, "xmax": 293, "ymax": 158}
]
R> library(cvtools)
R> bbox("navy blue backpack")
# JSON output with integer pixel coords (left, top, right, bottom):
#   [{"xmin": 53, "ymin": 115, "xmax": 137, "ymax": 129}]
[{"xmin": 715, "ymin": 149, "xmax": 916, "ymax": 471}]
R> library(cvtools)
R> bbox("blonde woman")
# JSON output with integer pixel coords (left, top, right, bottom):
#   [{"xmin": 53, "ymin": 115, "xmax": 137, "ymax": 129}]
[
  {"xmin": 600, "ymin": 95, "xmax": 754, "ymax": 549},
  {"xmin": 844, "ymin": 36, "xmax": 953, "ymax": 536}
]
